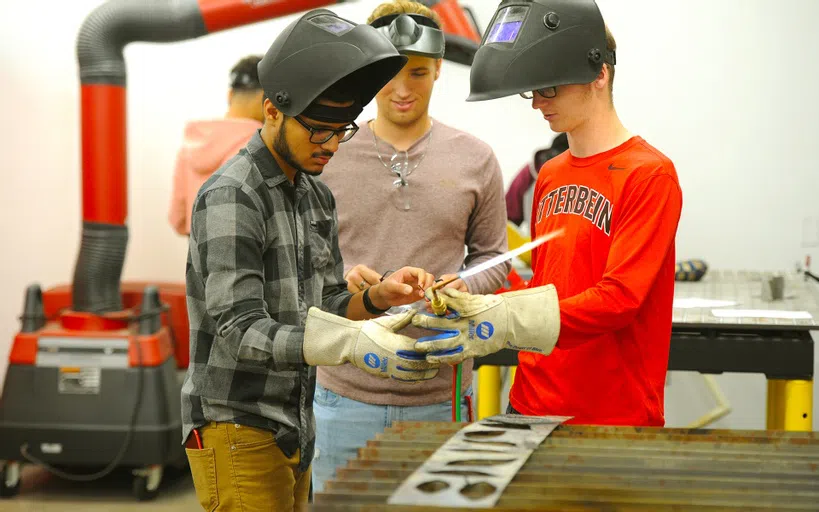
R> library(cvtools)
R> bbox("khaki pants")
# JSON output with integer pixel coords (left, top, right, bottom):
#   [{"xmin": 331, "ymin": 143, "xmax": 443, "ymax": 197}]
[{"xmin": 185, "ymin": 422, "xmax": 311, "ymax": 511}]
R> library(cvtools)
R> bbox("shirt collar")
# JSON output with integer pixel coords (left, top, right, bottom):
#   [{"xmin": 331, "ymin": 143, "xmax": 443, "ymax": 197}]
[
  {"xmin": 247, "ymin": 130, "xmax": 289, "ymax": 188},
  {"xmin": 247, "ymin": 129, "xmax": 315, "ymax": 196}
]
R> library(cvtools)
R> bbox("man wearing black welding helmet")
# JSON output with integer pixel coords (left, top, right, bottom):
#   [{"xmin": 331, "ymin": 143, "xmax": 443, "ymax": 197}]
[
  {"xmin": 181, "ymin": 9, "xmax": 442, "ymax": 510},
  {"xmin": 414, "ymin": 0, "xmax": 683, "ymax": 429}
]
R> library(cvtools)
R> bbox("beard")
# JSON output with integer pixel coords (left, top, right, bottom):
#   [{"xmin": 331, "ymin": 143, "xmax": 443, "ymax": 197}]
[{"xmin": 273, "ymin": 120, "xmax": 323, "ymax": 177}]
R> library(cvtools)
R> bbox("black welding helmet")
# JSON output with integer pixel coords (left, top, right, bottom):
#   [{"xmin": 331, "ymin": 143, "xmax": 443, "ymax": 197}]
[
  {"xmin": 258, "ymin": 9, "xmax": 408, "ymax": 123},
  {"xmin": 467, "ymin": 0, "xmax": 615, "ymax": 102},
  {"xmin": 370, "ymin": 13, "xmax": 446, "ymax": 59}
]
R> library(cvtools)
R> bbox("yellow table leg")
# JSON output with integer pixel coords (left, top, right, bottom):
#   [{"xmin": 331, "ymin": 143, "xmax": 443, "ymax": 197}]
[
  {"xmin": 509, "ymin": 366, "xmax": 517, "ymax": 387},
  {"xmin": 766, "ymin": 380, "xmax": 783, "ymax": 430},
  {"xmin": 782, "ymin": 380, "xmax": 813, "ymax": 431},
  {"xmin": 477, "ymin": 366, "xmax": 501, "ymax": 420},
  {"xmin": 767, "ymin": 379, "xmax": 813, "ymax": 431}
]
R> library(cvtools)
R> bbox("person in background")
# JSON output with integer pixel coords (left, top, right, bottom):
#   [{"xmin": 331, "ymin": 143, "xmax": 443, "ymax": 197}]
[
  {"xmin": 168, "ymin": 55, "xmax": 265, "ymax": 235},
  {"xmin": 312, "ymin": 0, "xmax": 510, "ymax": 493},
  {"xmin": 506, "ymin": 132, "xmax": 568, "ymax": 233}
]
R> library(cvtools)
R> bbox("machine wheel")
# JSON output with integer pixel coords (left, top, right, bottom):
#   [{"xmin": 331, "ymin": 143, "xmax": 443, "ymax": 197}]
[
  {"xmin": 132, "ymin": 465, "xmax": 163, "ymax": 501},
  {"xmin": 0, "ymin": 462, "xmax": 22, "ymax": 499}
]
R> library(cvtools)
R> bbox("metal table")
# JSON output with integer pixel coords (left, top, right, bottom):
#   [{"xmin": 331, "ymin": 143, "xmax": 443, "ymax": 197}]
[
  {"xmin": 313, "ymin": 421, "xmax": 819, "ymax": 511},
  {"xmin": 474, "ymin": 270, "xmax": 818, "ymax": 431}
]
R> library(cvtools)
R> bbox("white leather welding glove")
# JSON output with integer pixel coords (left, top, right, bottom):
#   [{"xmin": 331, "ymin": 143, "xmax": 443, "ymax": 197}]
[
  {"xmin": 303, "ymin": 307, "xmax": 438, "ymax": 382},
  {"xmin": 412, "ymin": 286, "xmax": 561, "ymax": 365}
]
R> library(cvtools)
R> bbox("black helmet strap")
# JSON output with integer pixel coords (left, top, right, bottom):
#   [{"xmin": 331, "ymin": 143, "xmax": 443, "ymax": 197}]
[{"xmin": 300, "ymin": 100, "xmax": 362, "ymax": 124}]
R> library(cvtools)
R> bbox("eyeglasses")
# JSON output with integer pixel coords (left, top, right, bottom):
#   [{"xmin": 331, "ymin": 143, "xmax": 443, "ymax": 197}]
[
  {"xmin": 520, "ymin": 87, "xmax": 557, "ymax": 100},
  {"xmin": 293, "ymin": 116, "xmax": 359, "ymax": 144}
]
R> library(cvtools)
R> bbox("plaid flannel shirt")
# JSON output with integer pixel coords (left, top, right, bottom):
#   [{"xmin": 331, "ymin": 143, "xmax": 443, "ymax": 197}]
[{"xmin": 181, "ymin": 131, "xmax": 352, "ymax": 471}]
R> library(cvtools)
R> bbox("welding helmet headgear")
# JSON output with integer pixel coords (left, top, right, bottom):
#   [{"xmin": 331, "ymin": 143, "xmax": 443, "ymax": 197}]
[
  {"xmin": 467, "ymin": 0, "xmax": 615, "ymax": 102},
  {"xmin": 370, "ymin": 13, "xmax": 446, "ymax": 59},
  {"xmin": 258, "ymin": 9, "xmax": 408, "ymax": 123}
]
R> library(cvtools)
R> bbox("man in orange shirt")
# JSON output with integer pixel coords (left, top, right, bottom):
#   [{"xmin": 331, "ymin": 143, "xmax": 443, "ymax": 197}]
[{"xmin": 414, "ymin": 0, "xmax": 683, "ymax": 427}]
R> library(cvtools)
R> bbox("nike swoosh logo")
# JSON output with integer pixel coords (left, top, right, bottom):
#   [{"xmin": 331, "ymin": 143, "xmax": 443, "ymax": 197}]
[{"xmin": 608, "ymin": 164, "xmax": 626, "ymax": 171}]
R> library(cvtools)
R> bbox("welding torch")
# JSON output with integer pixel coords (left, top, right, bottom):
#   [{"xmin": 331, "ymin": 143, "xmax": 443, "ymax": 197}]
[
  {"xmin": 424, "ymin": 228, "xmax": 566, "ymax": 317},
  {"xmin": 418, "ymin": 228, "xmax": 565, "ymax": 422}
]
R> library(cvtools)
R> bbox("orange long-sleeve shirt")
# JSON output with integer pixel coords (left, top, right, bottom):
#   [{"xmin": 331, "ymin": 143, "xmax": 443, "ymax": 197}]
[{"xmin": 510, "ymin": 136, "xmax": 682, "ymax": 426}]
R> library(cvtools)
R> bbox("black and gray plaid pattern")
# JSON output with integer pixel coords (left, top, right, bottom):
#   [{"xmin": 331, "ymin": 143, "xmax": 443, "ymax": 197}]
[{"xmin": 181, "ymin": 131, "xmax": 351, "ymax": 471}]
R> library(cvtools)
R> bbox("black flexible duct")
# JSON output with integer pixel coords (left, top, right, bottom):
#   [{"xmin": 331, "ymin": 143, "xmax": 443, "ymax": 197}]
[
  {"xmin": 77, "ymin": 0, "xmax": 207, "ymax": 85},
  {"xmin": 72, "ymin": 223, "xmax": 129, "ymax": 313}
]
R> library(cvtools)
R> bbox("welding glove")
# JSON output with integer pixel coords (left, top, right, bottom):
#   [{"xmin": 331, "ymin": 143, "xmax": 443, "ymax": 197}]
[
  {"xmin": 303, "ymin": 307, "xmax": 438, "ymax": 382},
  {"xmin": 412, "ymin": 286, "xmax": 561, "ymax": 365}
]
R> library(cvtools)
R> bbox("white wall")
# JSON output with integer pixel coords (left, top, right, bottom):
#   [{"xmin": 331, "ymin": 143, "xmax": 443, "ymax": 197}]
[{"xmin": 1, "ymin": 0, "xmax": 818, "ymax": 429}]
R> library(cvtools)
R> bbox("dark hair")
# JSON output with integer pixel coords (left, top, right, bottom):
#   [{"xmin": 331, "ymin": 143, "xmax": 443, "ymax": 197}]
[
  {"xmin": 317, "ymin": 74, "xmax": 361, "ymax": 105},
  {"xmin": 230, "ymin": 55, "xmax": 263, "ymax": 91}
]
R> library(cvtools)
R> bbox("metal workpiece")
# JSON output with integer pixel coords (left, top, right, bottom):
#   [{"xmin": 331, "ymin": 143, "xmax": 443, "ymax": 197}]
[
  {"xmin": 387, "ymin": 415, "xmax": 569, "ymax": 508},
  {"xmin": 313, "ymin": 421, "xmax": 819, "ymax": 511}
]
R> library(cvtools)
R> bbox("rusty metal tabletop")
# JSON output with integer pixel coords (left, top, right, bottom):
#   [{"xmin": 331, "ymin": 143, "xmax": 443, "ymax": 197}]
[{"xmin": 312, "ymin": 421, "xmax": 819, "ymax": 511}]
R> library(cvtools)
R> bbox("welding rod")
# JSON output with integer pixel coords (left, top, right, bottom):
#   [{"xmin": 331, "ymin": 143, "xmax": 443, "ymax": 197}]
[{"xmin": 427, "ymin": 228, "xmax": 565, "ymax": 315}]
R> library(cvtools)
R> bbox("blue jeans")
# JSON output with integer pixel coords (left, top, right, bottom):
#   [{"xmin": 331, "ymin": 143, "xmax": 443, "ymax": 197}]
[{"xmin": 312, "ymin": 383, "xmax": 473, "ymax": 493}]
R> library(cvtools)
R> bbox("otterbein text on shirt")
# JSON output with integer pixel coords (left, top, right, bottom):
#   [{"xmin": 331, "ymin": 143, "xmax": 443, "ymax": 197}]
[{"xmin": 536, "ymin": 185, "xmax": 613, "ymax": 236}]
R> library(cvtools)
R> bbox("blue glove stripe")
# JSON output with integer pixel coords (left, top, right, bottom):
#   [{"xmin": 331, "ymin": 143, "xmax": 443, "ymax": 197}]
[
  {"xmin": 428, "ymin": 346, "xmax": 464, "ymax": 357},
  {"xmin": 416, "ymin": 329, "xmax": 460, "ymax": 343},
  {"xmin": 396, "ymin": 350, "xmax": 426, "ymax": 360}
]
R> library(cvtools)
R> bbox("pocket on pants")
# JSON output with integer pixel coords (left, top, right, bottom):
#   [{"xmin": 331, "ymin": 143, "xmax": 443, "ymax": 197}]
[
  {"xmin": 313, "ymin": 383, "xmax": 341, "ymax": 408},
  {"xmin": 186, "ymin": 447, "xmax": 219, "ymax": 512},
  {"xmin": 229, "ymin": 426, "xmax": 294, "ymax": 511},
  {"xmin": 232, "ymin": 424, "xmax": 276, "ymax": 448}
]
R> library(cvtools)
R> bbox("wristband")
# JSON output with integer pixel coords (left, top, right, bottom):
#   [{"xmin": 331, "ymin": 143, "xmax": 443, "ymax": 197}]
[{"xmin": 363, "ymin": 287, "xmax": 389, "ymax": 315}]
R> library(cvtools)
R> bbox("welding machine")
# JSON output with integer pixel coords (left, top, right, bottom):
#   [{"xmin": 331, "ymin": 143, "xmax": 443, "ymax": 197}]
[{"xmin": 0, "ymin": 283, "xmax": 188, "ymax": 500}]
